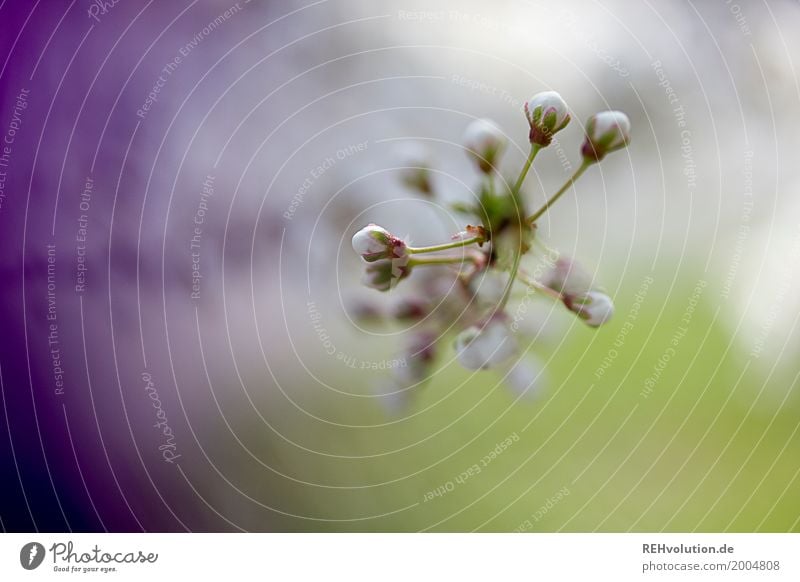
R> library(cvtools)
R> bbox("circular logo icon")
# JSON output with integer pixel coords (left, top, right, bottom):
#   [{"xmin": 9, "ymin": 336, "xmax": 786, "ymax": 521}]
[{"xmin": 19, "ymin": 542, "xmax": 45, "ymax": 570}]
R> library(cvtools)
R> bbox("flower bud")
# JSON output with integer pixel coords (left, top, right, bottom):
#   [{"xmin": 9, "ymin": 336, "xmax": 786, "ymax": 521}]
[
  {"xmin": 468, "ymin": 269, "xmax": 509, "ymax": 309},
  {"xmin": 454, "ymin": 317, "xmax": 517, "ymax": 370},
  {"xmin": 542, "ymin": 257, "xmax": 593, "ymax": 297},
  {"xmin": 374, "ymin": 332, "xmax": 437, "ymax": 413},
  {"xmin": 397, "ymin": 143, "xmax": 433, "ymax": 196},
  {"xmin": 524, "ymin": 91, "xmax": 570, "ymax": 146},
  {"xmin": 463, "ymin": 118, "xmax": 506, "ymax": 173},
  {"xmin": 392, "ymin": 298, "xmax": 429, "ymax": 321},
  {"xmin": 504, "ymin": 357, "xmax": 545, "ymax": 399},
  {"xmin": 581, "ymin": 110, "xmax": 631, "ymax": 161},
  {"xmin": 352, "ymin": 224, "xmax": 407, "ymax": 262},
  {"xmin": 362, "ymin": 257, "xmax": 411, "ymax": 292},
  {"xmin": 374, "ymin": 380, "xmax": 410, "ymax": 415},
  {"xmin": 389, "ymin": 334, "xmax": 437, "ymax": 400},
  {"xmin": 565, "ymin": 290, "xmax": 614, "ymax": 327},
  {"xmin": 401, "ymin": 331, "xmax": 437, "ymax": 381},
  {"xmin": 347, "ymin": 299, "xmax": 384, "ymax": 324}
]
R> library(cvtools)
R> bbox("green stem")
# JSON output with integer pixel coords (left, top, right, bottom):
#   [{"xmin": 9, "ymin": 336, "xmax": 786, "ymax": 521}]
[
  {"xmin": 513, "ymin": 144, "xmax": 541, "ymax": 193},
  {"xmin": 409, "ymin": 255, "xmax": 479, "ymax": 267},
  {"xmin": 407, "ymin": 237, "xmax": 482, "ymax": 254},
  {"xmin": 517, "ymin": 271, "xmax": 562, "ymax": 301},
  {"xmin": 492, "ymin": 145, "xmax": 543, "ymax": 312},
  {"xmin": 527, "ymin": 161, "xmax": 591, "ymax": 224},
  {"xmin": 497, "ymin": 233, "xmax": 525, "ymax": 312}
]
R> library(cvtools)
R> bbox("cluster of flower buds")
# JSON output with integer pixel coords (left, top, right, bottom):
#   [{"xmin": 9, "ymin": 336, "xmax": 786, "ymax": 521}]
[{"xmin": 348, "ymin": 89, "xmax": 631, "ymax": 409}]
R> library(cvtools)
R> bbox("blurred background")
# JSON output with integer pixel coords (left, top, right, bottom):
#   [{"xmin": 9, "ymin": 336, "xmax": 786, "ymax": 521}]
[{"xmin": 1, "ymin": 0, "xmax": 799, "ymax": 532}]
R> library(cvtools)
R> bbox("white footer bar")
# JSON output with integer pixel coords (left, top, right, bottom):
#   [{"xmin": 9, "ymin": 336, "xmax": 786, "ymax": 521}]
[{"xmin": 1, "ymin": 533, "xmax": 798, "ymax": 581}]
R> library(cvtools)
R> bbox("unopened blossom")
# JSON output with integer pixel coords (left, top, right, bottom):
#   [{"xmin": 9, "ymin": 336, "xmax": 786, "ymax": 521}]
[
  {"xmin": 352, "ymin": 224, "xmax": 407, "ymax": 262},
  {"xmin": 403, "ymin": 331, "xmax": 437, "ymax": 383},
  {"xmin": 392, "ymin": 298, "xmax": 430, "ymax": 321},
  {"xmin": 525, "ymin": 91, "xmax": 571, "ymax": 146},
  {"xmin": 565, "ymin": 290, "xmax": 615, "ymax": 327},
  {"xmin": 375, "ymin": 332, "xmax": 437, "ymax": 413},
  {"xmin": 398, "ymin": 332, "xmax": 437, "ymax": 385},
  {"xmin": 454, "ymin": 317, "xmax": 517, "ymax": 370},
  {"xmin": 414, "ymin": 268, "xmax": 471, "ymax": 324},
  {"xmin": 541, "ymin": 258, "xmax": 613, "ymax": 327},
  {"xmin": 463, "ymin": 118, "xmax": 506, "ymax": 173},
  {"xmin": 542, "ymin": 257, "xmax": 594, "ymax": 297},
  {"xmin": 468, "ymin": 269, "xmax": 509, "ymax": 309},
  {"xmin": 397, "ymin": 143, "xmax": 434, "ymax": 195},
  {"xmin": 346, "ymin": 298, "xmax": 384, "ymax": 324},
  {"xmin": 581, "ymin": 111, "xmax": 631, "ymax": 161},
  {"xmin": 504, "ymin": 357, "xmax": 545, "ymax": 399},
  {"xmin": 362, "ymin": 257, "xmax": 411, "ymax": 292}
]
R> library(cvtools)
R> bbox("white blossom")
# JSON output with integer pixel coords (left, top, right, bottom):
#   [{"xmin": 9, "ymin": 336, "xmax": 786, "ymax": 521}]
[
  {"xmin": 524, "ymin": 91, "xmax": 570, "ymax": 146},
  {"xmin": 362, "ymin": 257, "xmax": 410, "ymax": 292},
  {"xmin": 582, "ymin": 110, "xmax": 631, "ymax": 160},
  {"xmin": 504, "ymin": 357, "xmax": 545, "ymax": 399},
  {"xmin": 396, "ymin": 143, "xmax": 433, "ymax": 195},
  {"xmin": 454, "ymin": 318, "xmax": 517, "ymax": 370},
  {"xmin": 542, "ymin": 258, "xmax": 594, "ymax": 297},
  {"xmin": 568, "ymin": 290, "xmax": 615, "ymax": 327},
  {"xmin": 468, "ymin": 269, "xmax": 509, "ymax": 309},
  {"xmin": 352, "ymin": 224, "xmax": 406, "ymax": 262},
  {"xmin": 463, "ymin": 118, "xmax": 506, "ymax": 172}
]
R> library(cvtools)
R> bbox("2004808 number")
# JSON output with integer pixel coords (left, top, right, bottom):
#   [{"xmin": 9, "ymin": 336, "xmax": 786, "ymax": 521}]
[{"xmin": 729, "ymin": 560, "xmax": 780, "ymax": 571}]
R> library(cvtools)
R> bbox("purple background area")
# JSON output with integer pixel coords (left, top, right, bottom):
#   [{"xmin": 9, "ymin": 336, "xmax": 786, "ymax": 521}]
[{"xmin": 0, "ymin": 0, "xmax": 288, "ymax": 532}]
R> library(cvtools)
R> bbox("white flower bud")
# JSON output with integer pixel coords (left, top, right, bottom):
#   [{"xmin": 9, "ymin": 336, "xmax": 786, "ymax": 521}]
[
  {"xmin": 504, "ymin": 357, "xmax": 545, "ymax": 399},
  {"xmin": 346, "ymin": 298, "xmax": 384, "ymax": 324},
  {"xmin": 542, "ymin": 258, "xmax": 594, "ymax": 297},
  {"xmin": 374, "ymin": 333, "xmax": 437, "ymax": 414},
  {"xmin": 362, "ymin": 257, "xmax": 411, "ymax": 292},
  {"xmin": 352, "ymin": 224, "xmax": 407, "ymax": 262},
  {"xmin": 567, "ymin": 291, "xmax": 614, "ymax": 327},
  {"xmin": 463, "ymin": 118, "xmax": 506, "ymax": 172},
  {"xmin": 397, "ymin": 143, "xmax": 433, "ymax": 196},
  {"xmin": 524, "ymin": 91, "xmax": 571, "ymax": 146},
  {"xmin": 454, "ymin": 318, "xmax": 517, "ymax": 370},
  {"xmin": 582, "ymin": 110, "xmax": 631, "ymax": 161},
  {"xmin": 396, "ymin": 332, "xmax": 437, "ymax": 385},
  {"xmin": 468, "ymin": 269, "xmax": 509, "ymax": 309},
  {"xmin": 374, "ymin": 381, "xmax": 408, "ymax": 415},
  {"xmin": 392, "ymin": 297, "xmax": 430, "ymax": 321}
]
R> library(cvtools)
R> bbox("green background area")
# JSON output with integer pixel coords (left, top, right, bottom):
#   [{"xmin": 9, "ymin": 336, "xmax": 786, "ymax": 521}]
[{"xmin": 232, "ymin": 271, "xmax": 800, "ymax": 532}]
